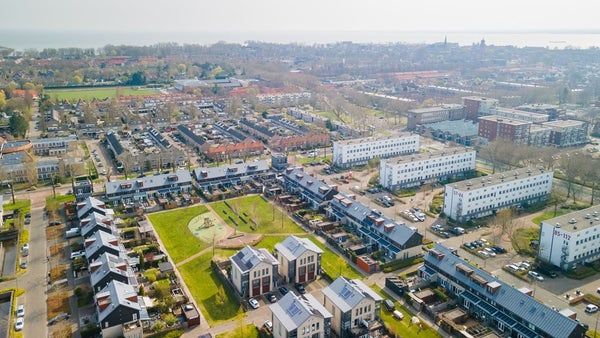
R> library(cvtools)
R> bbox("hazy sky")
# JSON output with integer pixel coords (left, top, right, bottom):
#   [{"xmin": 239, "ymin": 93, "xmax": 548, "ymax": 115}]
[{"xmin": 2, "ymin": 0, "xmax": 600, "ymax": 32}]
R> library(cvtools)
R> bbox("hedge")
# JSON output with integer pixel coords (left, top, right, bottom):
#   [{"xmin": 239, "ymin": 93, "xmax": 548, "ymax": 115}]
[{"xmin": 381, "ymin": 256, "xmax": 424, "ymax": 273}]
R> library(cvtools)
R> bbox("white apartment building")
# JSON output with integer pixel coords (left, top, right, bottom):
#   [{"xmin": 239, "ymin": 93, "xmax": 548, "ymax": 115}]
[
  {"xmin": 332, "ymin": 134, "xmax": 419, "ymax": 168},
  {"xmin": 274, "ymin": 236, "xmax": 323, "ymax": 284},
  {"xmin": 270, "ymin": 292, "xmax": 332, "ymax": 338},
  {"xmin": 230, "ymin": 246, "xmax": 279, "ymax": 298},
  {"xmin": 443, "ymin": 167, "xmax": 553, "ymax": 222},
  {"xmin": 539, "ymin": 205, "xmax": 600, "ymax": 271},
  {"xmin": 322, "ymin": 277, "xmax": 382, "ymax": 338},
  {"xmin": 379, "ymin": 147, "xmax": 476, "ymax": 189},
  {"xmin": 489, "ymin": 107, "xmax": 549, "ymax": 123}
]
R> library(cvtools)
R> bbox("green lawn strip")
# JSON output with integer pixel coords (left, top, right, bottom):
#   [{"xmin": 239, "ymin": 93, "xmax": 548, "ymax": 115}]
[
  {"xmin": 307, "ymin": 235, "xmax": 362, "ymax": 280},
  {"xmin": 371, "ymin": 285, "xmax": 440, "ymax": 338},
  {"xmin": 531, "ymin": 209, "xmax": 570, "ymax": 225},
  {"xmin": 178, "ymin": 249, "xmax": 242, "ymax": 326},
  {"xmin": 3, "ymin": 199, "xmax": 31, "ymax": 213},
  {"xmin": 46, "ymin": 194, "xmax": 76, "ymax": 206},
  {"xmin": 215, "ymin": 324, "xmax": 260, "ymax": 338},
  {"xmin": 211, "ymin": 195, "xmax": 303, "ymax": 234},
  {"xmin": 147, "ymin": 205, "xmax": 211, "ymax": 263},
  {"xmin": 511, "ymin": 227, "xmax": 539, "ymax": 257},
  {"xmin": 45, "ymin": 87, "xmax": 159, "ymax": 101}
]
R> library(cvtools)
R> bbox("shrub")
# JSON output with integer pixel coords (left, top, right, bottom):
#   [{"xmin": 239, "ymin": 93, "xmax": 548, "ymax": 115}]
[
  {"xmin": 163, "ymin": 313, "xmax": 177, "ymax": 326},
  {"xmin": 381, "ymin": 256, "xmax": 424, "ymax": 273},
  {"xmin": 152, "ymin": 321, "xmax": 166, "ymax": 332}
]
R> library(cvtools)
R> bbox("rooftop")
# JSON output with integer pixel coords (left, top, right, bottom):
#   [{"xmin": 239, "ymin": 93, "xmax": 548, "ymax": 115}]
[
  {"xmin": 422, "ymin": 119, "xmax": 479, "ymax": 137},
  {"xmin": 105, "ymin": 170, "xmax": 192, "ymax": 196},
  {"xmin": 542, "ymin": 119, "xmax": 587, "ymax": 128},
  {"xmin": 275, "ymin": 236, "xmax": 323, "ymax": 262},
  {"xmin": 447, "ymin": 166, "xmax": 550, "ymax": 192},
  {"xmin": 478, "ymin": 115, "xmax": 531, "ymax": 126},
  {"xmin": 230, "ymin": 246, "xmax": 278, "ymax": 273},
  {"xmin": 542, "ymin": 204, "xmax": 600, "ymax": 233},
  {"xmin": 193, "ymin": 160, "xmax": 269, "ymax": 182},
  {"xmin": 334, "ymin": 133, "xmax": 415, "ymax": 146},
  {"xmin": 382, "ymin": 147, "xmax": 474, "ymax": 166},
  {"xmin": 270, "ymin": 292, "xmax": 332, "ymax": 332},
  {"xmin": 96, "ymin": 280, "xmax": 142, "ymax": 323},
  {"xmin": 322, "ymin": 277, "xmax": 382, "ymax": 313},
  {"xmin": 408, "ymin": 104, "xmax": 463, "ymax": 114}
]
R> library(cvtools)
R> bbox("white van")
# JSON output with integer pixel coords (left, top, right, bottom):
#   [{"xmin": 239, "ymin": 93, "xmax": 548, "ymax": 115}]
[
  {"xmin": 585, "ymin": 304, "xmax": 599, "ymax": 313},
  {"xmin": 392, "ymin": 310, "xmax": 404, "ymax": 320}
]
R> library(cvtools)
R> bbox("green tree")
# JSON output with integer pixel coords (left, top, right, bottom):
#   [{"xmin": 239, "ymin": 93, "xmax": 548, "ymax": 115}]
[
  {"xmin": 163, "ymin": 313, "xmax": 177, "ymax": 326},
  {"xmin": 128, "ymin": 71, "xmax": 146, "ymax": 85},
  {"xmin": 9, "ymin": 113, "xmax": 28, "ymax": 138},
  {"xmin": 73, "ymin": 74, "xmax": 83, "ymax": 84},
  {"xmin": 0, "ymin": 90, "xmax": 5, "ymax": 110}
]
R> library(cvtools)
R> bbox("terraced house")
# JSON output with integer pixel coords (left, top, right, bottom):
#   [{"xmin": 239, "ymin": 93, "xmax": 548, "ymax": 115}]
[
  {"xmin": 281, "ymin": 167, "xmax": 338, "ymax": 210},
  {"xmin": 275, "ymin": 236, "xmax": 323, "ymax": 284}
]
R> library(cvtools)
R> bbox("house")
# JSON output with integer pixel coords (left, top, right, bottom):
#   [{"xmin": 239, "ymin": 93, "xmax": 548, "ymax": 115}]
[
  {"xmin": 84, "ymin": 230, "xmax": 126, "ymax": 262},
  {"xmin": 90, "ymin": 253, "xmax": 137, "ymax": 292},
  {"xmin": 274, "ymin": 236, "xmax": 323, "ymax": 284},
  {"xmin": 193, "ymin": 160, "xmax": 272, "ymax": 190},
  {"xmin": 96, "ymin": 280, "xmax": 146, "ymax": 338},
  {"xmin": 270, "ymin": 292, "xmax": 332, "ymax": 338},
  {"xmin": 282, "ymin": 167, "xmax": 338, "ymax": 210},
  {"xmin": 229, "ymin": 246, "xmax": 279, "ymax": 298},
  {"xmin": 74, "ymin": 177, "xmax": 94, "ymax": 201},
  {"xmin": 80, "ymin": 212, "xmax": 118, "ymax": 238},
  {"xmin": 77, "ymin": 197, "xmax": 113, "ymax": 220},
  {"xmin": 322, "ymin": 277, "xmax": 383, "ymax": 338},
  {"xmin": 327, "ymin": 193, "xmax": 423, "ymax": 261},
  {"xmin": 105, "ymin": 170, "xmax": 193, "ymax": 202},
  {"xmin": 420, "ymin": 244, "xmax": 586, "ymax": 338}
]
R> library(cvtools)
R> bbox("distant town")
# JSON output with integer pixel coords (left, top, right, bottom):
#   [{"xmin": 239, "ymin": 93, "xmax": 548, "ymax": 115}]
[{"xmin": 0, "ymin": 39, "xmax": 600, "ymax": 338}]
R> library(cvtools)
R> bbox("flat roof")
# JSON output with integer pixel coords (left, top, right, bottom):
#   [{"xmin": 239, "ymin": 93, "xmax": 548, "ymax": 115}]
[
  {"xmin": 447, "ymin": 166, "xmax": 550, "ymax": 192},
  {"xmin": 422, "ymin": 119, "xmax": 479, "ymax": 137},
  {"xmin": 492, "ymin": 107, "xmax": 548, "ymax": 119},
  {"xmin": 334, "ymin": 133, "xmax": 415, "ymax": 146},
  {"xmin": 542, "ymin": 119, "xmax": 586, "ymax": 128},
  {"xmin": 383, "ymin": 147, "xmax": 474, "ymax": 166},
  {"xmin": 542, "ymin": 204, "xmax": 600, "ymax": 233},
  {"xmin": 478, "ymin": 115, "xmax": 531, "ymax": 126},
  {"xmin": 408, "ymin": 104, "xmax": 463, "ymax": 114}
]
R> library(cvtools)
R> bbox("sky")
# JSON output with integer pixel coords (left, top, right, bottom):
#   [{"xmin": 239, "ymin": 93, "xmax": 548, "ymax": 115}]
[{"xmin": 2, "ymin": 0, "xmax": 600, "ymax": 33}]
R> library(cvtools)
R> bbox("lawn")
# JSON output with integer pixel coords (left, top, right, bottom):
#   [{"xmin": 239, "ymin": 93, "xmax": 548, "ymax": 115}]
[
  {"xmin": 371, "ymin": 285, "xmax": 440, "ymax": 338},
  {"xmin": 46, "ymin": 87, "xmax": 159, "ymax": 101},
  {"xmin": 147, "ymin": 205, "xmax": 211, "ymax": 263},
  {"xmin": 511, "ymin": 227, "xmax": 539, "ymax": 257},
  {"xmin": 215, "ymin": 324, "xmax": 260, "ymax": 338},
  {"xmin": 532, "ymin": 209, "xmax": 570, "ymax": 225},
  {"xmin": 3, "ymin": 199, "xmax": 31, "ymax": 229},
  {"xmin": 211, "ymin": 195, "xmax": 303, "ymax": 234},
  {"xmin": 178, "ymin": 249, "xmax": 242, "ymax": 325}
]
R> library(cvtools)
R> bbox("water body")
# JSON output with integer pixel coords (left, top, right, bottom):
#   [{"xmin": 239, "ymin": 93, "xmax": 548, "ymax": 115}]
[{"xmin": 2, "ymin": 30, "xmax": 600, "ymax": 50}]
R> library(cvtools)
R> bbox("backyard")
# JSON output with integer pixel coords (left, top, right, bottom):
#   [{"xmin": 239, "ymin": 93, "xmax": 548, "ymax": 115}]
[
  {"xmin": 147, "ymin": 205, "xmax": 211, "ymax": 263},
  {"xmin": 211, "ymin": 195, "xmax": 304, "ymax": 234},
  {"xmin": 45, "ymin": 86, "xmax": 159, "ymax": 101},
  {"xmin": 215, "ymin": 324, "xmax": 260, "ymax": 338}
]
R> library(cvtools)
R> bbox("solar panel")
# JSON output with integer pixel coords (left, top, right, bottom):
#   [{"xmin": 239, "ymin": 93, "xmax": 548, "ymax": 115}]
[
  {"xmin": 340, "ymin": 285, "xmax": 354, "ymax": 300},
  {"xmin": 287, "ymin": 301, "xmax": 302, "ymax": 317}
]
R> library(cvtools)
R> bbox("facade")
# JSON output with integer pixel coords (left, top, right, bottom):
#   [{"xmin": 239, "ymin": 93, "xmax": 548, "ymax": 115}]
[
  {"xmin": 517, "ymin": 103, "xmax": 561, "ymax": 120},
  {"xmin": 379, "ymin": 147, "xmax": 476, "ymax": 189},
  {"xmin": 462, "ymin": 96, "xmax": 499, "ymax": 120},
  {"xmin": 230, "ymin": 246, "xmax": 279, "ymax": 298},
  {"xmin": 332, "ymin": 134, "xmax": 419, "ymax": 168},
  {"xmin": 420, "ymin": 244, "xmax": 586, "ymax": 338},
  {"xmin": 193, "ymin": 160, "xmax": 272, "ymax": 189},
  {"xmin": 96, "ymin": 280, "xmax": 145, "ymax": 338},
  {"xmin": 478, "ymin": 115, "xmax": 531, "ymax": 144},
  {"xmin": 489, "ymin": 107, "xmax": 549, "ymax": 123},
  {"xmin": 407, "ymin": 104, "xmax": 464, "ymax": 129},
  {"xmin": 542, "ymin": 120, "xmax": 589, "ymax": 147},
  {"xmin": 281, "ymin": 167, "xmax": 338, "ymax": 210},
  {"xmin": 322, "ymin": 277, "xmax": 382, "ymax": 338},
  {"xmin": 269, "ymin": 133, "xmax": 330, "ymax": 152},
  {"xmin": 77, "ymin": 197, "xmax": 113, "ymax": 220},
  {"xmin": 0, "ymin": 152, "xmax": 68, "ymax": 183},
  {"xmin": 539, "ymin": 205, "xmax": 600, "ymax": 271},
  {"xmin": 528, "ymin": 125, "xmax": 553, "ymax": 147},
  {"xmin": 105, "ymin": 170, "xmax": 193, "ymax": 202},
  {"xmin": 443, "ymin": 167, "xmax": 553, "ymax": 222},
  {"xmin": 31, "ymin": 135, "xmax": 77, "ymax": 156},
  {"xmin": 274, "ymin": 236, "xmax": 323, "ymax": 284},
  {"xmin": 270, "ymin": 292, "xmax": 332, "ymax": 338},
  {"xmin": 327, "ymin": 193, "xmax": 423, "ymax": 261}
]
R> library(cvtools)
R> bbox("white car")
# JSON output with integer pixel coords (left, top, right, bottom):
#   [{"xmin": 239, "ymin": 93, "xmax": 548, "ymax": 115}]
[
  {"xmin": 248, "ymin": 298, "xmax": 259, "ymax": 309},
  {"xmin": 528, "ymin": 271, "xmax": 544, "ymax": 281},
  {"xmin": 586, "ymin": 304, "xmax": 599, "ymax": 313},
  {"xmin": 264, "ymin": 320, "xmax": 273, "ymax": 331},
  {"xmin": 15, "ymin": 317, "xmax": 24, "ymax": 331},
  {"xmin": 16, "ymin": 305, "xmax": 25, "ymax": 317},
  {"xmin": 483, "ymin": 248, "xmax": 496, "ymax": 257},
  {"xmin": 478, "ymin": 250, "xmax": 490, "ymax": 257},
  {"xmin": 70, "ymin": 251, "xmax": 85, "ymax": 259}
]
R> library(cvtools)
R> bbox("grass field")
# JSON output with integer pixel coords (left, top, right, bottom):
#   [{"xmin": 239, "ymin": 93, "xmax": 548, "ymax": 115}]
[
  {"xmin": 46, "ymin": 87, "xmax": 159, "ymax": 101},
  {"xmin": 372, "ymin": 285, "xmax": 440, "ymax": 338},
  {"xmin": 211, "ymin": 195, "xmax": 303, "ymax": 234},
  {"xmin": 512, "ymin": 227, "xmax": 540, "ymax": 257},
  {"xmin": 532, "ymin": 209, "xmax": 570, "ymax": 225},
  {"xmin": 178, "ymin": 249, "xmax": 241, "ymax": 326},
  {"xmin": 3, "ymin": 199, "xmax": 31, "ymax": 229},
  {"xmin": 215, "ymin": 324, "xmax": 260, "ymax": 338},
  {"xmin": 147, "ymin": 205, "xmax": 211, "ymax": 263},
  {"xmin": 311, "ymin": 235, "xmax": 362, "ymax": 280}
]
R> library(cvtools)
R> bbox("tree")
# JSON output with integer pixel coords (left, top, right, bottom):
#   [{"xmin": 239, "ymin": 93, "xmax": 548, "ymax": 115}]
[
  {"xmin": 73, "ymin": 74, "xmax": 83, "ymax": 84},
  {"xmin": 128, "ymin": 71, "xmax": 146, "ymax": 85},
  {"xmin": 494, "ymin": 209, "xmax": 515, "ymax": 243},
  {"xmin": 0, "ymin": 89, "xmax": 5, "ymax": 111},
  {"xmin": 9, "ymin": 113, "xmax": 28, "ymax": 138},
  {"xmin": 24, "ymin": 153, "xmax": 38, "ymax": 187}
]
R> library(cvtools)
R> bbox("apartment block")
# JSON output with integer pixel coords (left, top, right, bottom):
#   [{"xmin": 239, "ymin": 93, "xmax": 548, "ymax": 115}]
[
  {"xmin": 539, "ymin": 205, "xmax": 600, "ymax": 271},
  {"xmin": 379, "ymin": 147, "xmax": 476, "ymax": 189},
  {"xmin": 462, "ymin": 96, "xmax": 498, "ymax": 120},
  {"xmin": 274, "ymin": 236, "xmax": 323, "ymax": 284},
  {"xmin": 332, "ymin": 134, "xmax": 419, "ymax": 168},
  {"xmin": 31, "ymin": 135, "xmax": 78, "ymax": 156},
  {"xmin": 443, "ymin": 167, "xmax": 553, "ymax": 222},
  {"xmin": 230, "ymin": 246, "xmax": 279, "ymax": 298},
  {"xmin": 542, "ymin": 120, "xmax": 589, "ymax": 147},
  {"xmin": 478, "ymin": 116, "xmax": 531, "ymax": 144},
  {"xmin": 105, "ymin": 170, "xmax": 193, "ymax": 202},
  {"xmin": 407, "ymin": 104, "xmax": 464, "ymax": 130},
  {"xmin": 489, "ymin": 107, "xmax": 549, "ymax": 123}
]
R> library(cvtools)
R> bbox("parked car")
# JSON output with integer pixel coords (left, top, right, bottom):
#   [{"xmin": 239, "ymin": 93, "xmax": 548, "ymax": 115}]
[
  {"xmin": 248, "ymin": 298, "xmax": 260, "ymax": 309},
  {"xmin": 478, "ymin": 250, "xmax": 490, "ymax": 258},
  {"xmin": 264, "ymin": 320, "xmax": 273, "ymax": 331},
  {"xmin": 268, "ymin": 293, "xmax": 277, "ymax": 303},
  {"xmin": 14, "ymin": 317, "xmax": 24, "ymax": 331},
  {"xmin": 384, "ymin": 299, "xmax": 395, "ymax": 311},
  {"xmin": 70, "ymin": 251, "xmax": 85, "ymax": 259},
  {"xmin": 16, "ymin": 305, "xmax": 25, "ymax": 318},
  {"xmin": 295, "ymin": 283, "xmax": 306, "ymax": 294},
  {"xmin": 537, "ymin": 268, "xmax": 558, "ymax": 278},
  {"xmin": 490, "ymin": 246, "xmax": 507, "ymax": 254},
  {"xmin": 20, "ymin": 259, "xmax": 27, "ymax": 269},
  {"xmin": 505, "ymin": 264, "xmax": 519, "ymax": 272},
  {"xmin": 586, "ymin": 304, "xmax": 599, "ymax": 314},
  {"xmin": 21, "ymin": 244, "xmax": 29, "ymax": 256},
  {"xmin": 278, "ymin": 286, "xmax": 289, "ymax": 295},
  {"xmin": 392, "ymin": 310, "xmax": 404, "ymax": 320},
  {"xmin": 451, "ymin": 227, "xmax": 466, "ymax": 235},
  {"xmin": 483, "ymin": 248, "xmax": 496, "ymax": 257},
  {"xmin": 528, "ymin": 271, "xmax": 544, "ymax": 281}
]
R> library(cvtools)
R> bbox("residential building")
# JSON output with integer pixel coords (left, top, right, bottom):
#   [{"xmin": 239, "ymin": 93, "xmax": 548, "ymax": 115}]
[
  {"xmin": 193, "ymin": 160, "xmax": 272, "ymax": 189},
  {"xmin": 77, "ymin": 197, "xmax": 113, "ymax": 220},
  {"xmin": 269, "ymin": 133, "xmax": 330, "ymax": 152},
  {"xmin": 443, "ymin": 167, "xmax": 553, "ymax": 222},
  {"xmin": 80, "ymin": 212, "xmax": 118, "ymax": 238},
  {"xmin": 84, "ymin": 230, "xmax": 126, "ymax": 262},
  {"xmin": 0, "ymin": 196, "xmax": 3, "ymax": 228},
  {"xmin": 322, "ymin": 277, "xmax": 382, "ymax": 338},
  {"xmin": 74, "ymin": 177, "xmax": 94, "ymax": 201},
  {"xmin": 31, "ymin": 135, "xmax": 78, "ymax": 156},
  {"xmin": 176, "ymin": 124, "xmax": 205, "ymax": 151},
  {"xmin": 327, "ymin": 193, "xmax": 423, "ymax": 260},
  {"xmin": 478, "ymin": 115, "xmax": 531, "ymax": 144},
  {"xmin": 270, "ymin": 292, "xmax": 332, "ymax": 338},
  {"xmin": 96, "ymin": 280, "xmax": 146, "ymax": 338},
  {"xmin": 90, "ymin": 252, "xmax": 137, "ymax": 292},
  {"xmin": 539, "ymin": 205, "xmax": 600, "ymax": 271},
  {"xmin": 271, "ymin": 153, "xmax": 289, "ymax": 171},
  {"xmin": 379, "ymin": 147, "xmax": 476, "ymax": 189},
  {"xmin": 420, "ymin": 244, "xmax": 586, "ymax": 338},
  {"xmin": 528, "ymin": 125, "xmax": 553, "ymax": 147},
  {"xmin": 274, "ymin": 236, "xmax": 323, "ymax": 284},
  {"xmin": 230, "ymin": 246, "xmax": 279, "ymax": 298},
  {"xmin": 517, "ymin": 103, "xmax": 561, "ymax": 120},
  {"xmin": 407, "ymin": 104, "xmax": 464, "ymax": 129},
  {"xmin": 0, "ymin": 152, "xmax": 77, "ymax": 183},
  {"xmin": 202, "ymin": 138, "xmax": 264, "ymax": 161},
  {"xmin": 282, "ymin": 167, "xmax": 338, "ymax": 210},
  {"xmin": 489, "ymin": 107, "xmax": 549, "ymax": 123},
  {"xmin": 105, "ymin": 170, "xmax": 193, "ymax": 202},
  {"xmin": 542, "ymin": 120, "xmax": 589, "ymax": 147},
  {"xmin": 462, "ymin": 96, "xmax": 498, "ymax": 120},
  {"xmin": 332, "ymin": 134, "xmax": 419, "ymax": 168},
  {"xmin": 416, "ymin": 119, "xmax": 480, "ymax": 146}
]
